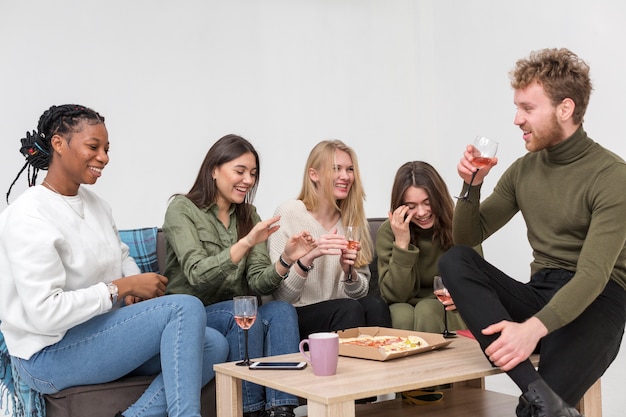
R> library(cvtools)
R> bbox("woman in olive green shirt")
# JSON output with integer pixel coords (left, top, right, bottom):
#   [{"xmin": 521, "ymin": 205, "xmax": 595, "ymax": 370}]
[{"xmin": 162, "ymin": 134, "xmax": 316, "ymax": 417}]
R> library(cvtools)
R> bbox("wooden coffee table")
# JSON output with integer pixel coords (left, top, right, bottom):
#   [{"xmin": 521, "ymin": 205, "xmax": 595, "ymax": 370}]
[{"xmin": 214, "ymin": 335, "xmax": 600, "ymax": 417}]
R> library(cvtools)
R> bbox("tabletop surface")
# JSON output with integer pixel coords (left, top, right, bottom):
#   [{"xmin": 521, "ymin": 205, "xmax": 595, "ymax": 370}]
[{"xmin": 214, "ymin": 335, "xmax": 513, "ymax": 405}]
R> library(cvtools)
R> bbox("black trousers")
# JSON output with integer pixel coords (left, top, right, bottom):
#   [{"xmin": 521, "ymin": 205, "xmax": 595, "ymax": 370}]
[
  {"xmin": 296, "ymin": 296, "xmax": 392, "ymax": 340},
  {"xmin": 438, "ymin": 245, "xmax": 626, "ymax": 406}
]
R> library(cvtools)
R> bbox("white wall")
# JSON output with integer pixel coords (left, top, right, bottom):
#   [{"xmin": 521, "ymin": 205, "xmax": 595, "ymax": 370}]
[
  {"xmin": 3, "ymin": 0, "xmax": 626, "ymax": 279},
  {"xmin": 2, "ymin": 1, "xmax": 626, "ymax": 414}
]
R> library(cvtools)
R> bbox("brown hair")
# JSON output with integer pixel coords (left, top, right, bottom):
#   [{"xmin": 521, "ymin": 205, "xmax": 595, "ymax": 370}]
[
  {"xmin": 389, "ymin": 161, "xmax": 454, "ymax": 251},
  {"xmin": 183, "ymin": 134, "xmax": 259, "ymax": 239},
  {"xmin": 509, "ymin": 48, "xmax": 592, "ymax": 125},
  {"xmin": 298, "ymin": 140, "xmax": 373, "ymax": 266}
]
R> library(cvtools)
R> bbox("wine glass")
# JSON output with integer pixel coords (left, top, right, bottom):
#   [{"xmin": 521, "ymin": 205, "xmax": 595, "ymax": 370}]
[
  {"xmin": 433, "ymin": 275, "xmax": 456, "ymax": 338},
  {"xmin": 342, "ymin": 226, "xmax": 360, "ymax": 283},
  {"xmin": 456, "ymin": 136, "xmax": 499, "ymax": 201},
  {"xmin": 233, "ymin": 295, "xmax": 258, "ymax": 366}
]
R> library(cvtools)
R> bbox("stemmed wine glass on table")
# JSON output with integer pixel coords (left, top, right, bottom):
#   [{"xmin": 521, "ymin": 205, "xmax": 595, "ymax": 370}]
[
  {"xmin": 342, "ymin": 226, "xmax": 360, "ymax": 283},
  {"xmin": 233, "ymin": 295, "xmax": 258, "ymax": 366},
  {"xmin": 433, "ymin": 275, "xmax": 456, "ymax": 339},
  {"xmin": 456, "ymin": 136, "xmax": 499, "ymax": 201}
]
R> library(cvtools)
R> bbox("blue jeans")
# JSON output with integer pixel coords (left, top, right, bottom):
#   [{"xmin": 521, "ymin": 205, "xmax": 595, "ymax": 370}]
[
  {"xmin": 13, "ymin": 294, "xmax": 229, "ymax": 417},
  {"xmin": 205, "ymin": 300, "xmax": 300, "ymax": 413}
]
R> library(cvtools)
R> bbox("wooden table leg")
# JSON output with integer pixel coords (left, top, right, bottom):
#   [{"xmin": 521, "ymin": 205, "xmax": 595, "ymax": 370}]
[
  {"xmin": 216, "ymin": 372, "xmax": 242, "ymax": 417},
  {"xmin": 307, "ymin": 399, "xmax": 355, "ymax": 417},
  {"xmin": 577, "ymin": 378, "xmax": 602, "ymax": 417}
]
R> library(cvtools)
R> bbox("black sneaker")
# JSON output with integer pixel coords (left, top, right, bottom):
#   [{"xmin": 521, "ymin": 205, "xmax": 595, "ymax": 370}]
[{"xmin": 265, "ymin": 405, "xmax": 296, "ymax": 417}]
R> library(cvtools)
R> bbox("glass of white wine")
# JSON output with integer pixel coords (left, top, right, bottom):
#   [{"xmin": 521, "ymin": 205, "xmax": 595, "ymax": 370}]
[{"xmin": 233, "ymin": 295, "xmax": 258, "ymax": 366}]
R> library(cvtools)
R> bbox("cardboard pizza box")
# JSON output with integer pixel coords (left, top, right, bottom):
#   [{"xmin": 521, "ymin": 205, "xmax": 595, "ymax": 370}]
[{"xmin": 336, "ymin": 326, "xmax": 453, "ymax": 361}]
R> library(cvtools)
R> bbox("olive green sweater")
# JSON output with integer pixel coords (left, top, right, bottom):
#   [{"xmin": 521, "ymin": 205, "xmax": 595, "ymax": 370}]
[
  {"xmin": 454, "ymin": 127, "xmax": 626, "ymax": 333},
  {"xmin": 377, "ymin": 220, "xmax": 482, "ymax": 304},
  {"xmin": 376, "ymin": 221, "xmax": 441, "ymax": 304}
]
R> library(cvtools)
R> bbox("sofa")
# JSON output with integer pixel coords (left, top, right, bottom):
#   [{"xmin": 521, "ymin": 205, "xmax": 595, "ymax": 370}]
[{"xmin": 27, "ymin": 218, "xmax": 387, "ymax": 417}]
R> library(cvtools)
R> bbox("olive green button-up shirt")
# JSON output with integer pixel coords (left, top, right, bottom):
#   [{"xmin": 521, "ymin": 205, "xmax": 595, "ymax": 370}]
[{"xmin": 163, "ymin": 195, "xmax": 284, "ymax": 306}]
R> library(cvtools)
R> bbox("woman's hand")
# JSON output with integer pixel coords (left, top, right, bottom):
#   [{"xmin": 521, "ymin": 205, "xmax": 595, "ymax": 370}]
[
  {"xmin": 115, "ymin": 272, "xmax": 168, "ymax": 302},
  {"xmin": 340, "ymin": 241, "xmax": 360, "ymax": 273},
  {"xmin": 297, "ymin": 229, "xmax": 347, "ymax": 269},
  {"xmin": 244, "ymin": 215, "xmax": 282, "ymax": 247},
  {"xmin": 283, "ymin": 231, "xmax": 317, "ymax": 263},
  {"xmin": 122, "ymin": 295, "xmax": 143, "ymax": 305},
  {"xmin": 231, "ymin": 215, "xmax": 282, "ymax": 264},
  {"xmin": 312, "ymin": 230, "xmax": 347, "ymax": 258},
  {"xmin": 388, "ymin": 206, "xmax": 412, "ymax": 249},
  {"xmin": 434, "ymin": 289, "xmax": 457, "ymax": 311}
]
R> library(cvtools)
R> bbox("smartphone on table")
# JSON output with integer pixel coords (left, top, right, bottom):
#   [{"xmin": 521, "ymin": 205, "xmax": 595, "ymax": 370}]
[{"xmin": 248, "ymin": 361, "xmax": 307, "ymax": 370}]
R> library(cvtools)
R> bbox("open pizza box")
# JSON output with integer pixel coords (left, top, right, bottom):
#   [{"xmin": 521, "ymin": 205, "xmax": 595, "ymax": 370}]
[{"xmin": 336, "ymin": 326, "xmax": 453, "ymax": 361}]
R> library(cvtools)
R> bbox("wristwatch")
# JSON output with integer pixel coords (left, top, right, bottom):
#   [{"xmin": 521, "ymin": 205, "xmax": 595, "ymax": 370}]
[{"xmin": 107, "ymin": 283, "xmax": 119, "ymax": 304}]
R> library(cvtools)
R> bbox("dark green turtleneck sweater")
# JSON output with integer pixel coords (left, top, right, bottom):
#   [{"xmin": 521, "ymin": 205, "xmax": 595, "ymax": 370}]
[{"xmin": 455, "ymin": 127, "xmax": 626, "ymax": 333}]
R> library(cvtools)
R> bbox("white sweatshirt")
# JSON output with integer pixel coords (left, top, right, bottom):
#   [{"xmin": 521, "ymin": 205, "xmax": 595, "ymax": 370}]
[{"xmin": 0, "ymin": 185, "xmax": 140, "ymax": 359}]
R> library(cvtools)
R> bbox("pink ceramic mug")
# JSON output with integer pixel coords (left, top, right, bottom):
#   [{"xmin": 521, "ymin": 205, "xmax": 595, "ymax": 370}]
[{"xmin": 298, "ymin": 332, "xmax": 339, "ymax": 376}]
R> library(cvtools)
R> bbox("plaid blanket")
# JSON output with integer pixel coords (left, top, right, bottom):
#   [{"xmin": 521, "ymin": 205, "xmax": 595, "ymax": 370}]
[
  {"xmin": 118, "ymin": 227, "xmax": 160, "ymax": 273},
  {"xmin": 1, "ymin": 327, "xmax": 45, "ymax": 417}
]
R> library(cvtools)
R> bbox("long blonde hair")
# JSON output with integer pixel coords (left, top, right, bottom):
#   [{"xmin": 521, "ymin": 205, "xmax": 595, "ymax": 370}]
[{"xmin": 298, "ymin": 140, "xmax": 373, "ymax": 266}]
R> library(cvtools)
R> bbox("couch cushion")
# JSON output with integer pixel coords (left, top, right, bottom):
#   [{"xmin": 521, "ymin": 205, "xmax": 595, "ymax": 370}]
[
  {"xmin": 119, "ymin": 227, "xmax": 160, "ymax": 273},
  {"xmin": 367, "ymin": 218, "xmax": 387, "ymax": 297},
  {"xmin": 45, "ymin": 377, "xmax": 216, "ymax": 417},
  {"xmin": 45, "ymin": 376, "xmax": 155, "ymax": 417}
]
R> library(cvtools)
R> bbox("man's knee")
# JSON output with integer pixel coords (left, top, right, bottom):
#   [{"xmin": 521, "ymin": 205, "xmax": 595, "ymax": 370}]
[
  {"xmin": 438, "ymin": 245, "xmax": 480, "ymax": 291},
  {"xmin": 439, "ymin": 245, "xmax": 475, "ymax": 268}
]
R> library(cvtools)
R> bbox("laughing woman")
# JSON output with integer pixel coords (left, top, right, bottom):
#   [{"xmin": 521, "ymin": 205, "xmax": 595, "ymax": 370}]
[
  {"xmin": 377, "ymin": 161, "xmax": 476, "ymax": 332},
  {"xmin": 267, "ymin": 140, "xmax": 392, "ymax": 339},
  {"xmin": 162, "ymin": 134, "xmax": 316, "ymax": 417},
  {"xmin": 0, "ymin": 104, "xmax": 228, "ymax": 417}
]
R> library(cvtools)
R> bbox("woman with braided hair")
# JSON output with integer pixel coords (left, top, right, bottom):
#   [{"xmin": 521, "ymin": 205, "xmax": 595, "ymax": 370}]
[{"xmin": 0, "ymin": 104, "xmax": 229, "ymax": 417}]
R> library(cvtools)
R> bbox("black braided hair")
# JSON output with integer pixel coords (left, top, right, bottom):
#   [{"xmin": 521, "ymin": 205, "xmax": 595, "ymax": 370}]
[{"xmin": 6, "ymin": 104, "xmax": 105, "ymax": 204}]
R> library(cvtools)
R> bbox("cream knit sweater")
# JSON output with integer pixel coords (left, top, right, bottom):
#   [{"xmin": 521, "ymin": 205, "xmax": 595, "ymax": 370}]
[{"xmin": 267, "ymin": 200, "xmax": 369, "ymax": 307}]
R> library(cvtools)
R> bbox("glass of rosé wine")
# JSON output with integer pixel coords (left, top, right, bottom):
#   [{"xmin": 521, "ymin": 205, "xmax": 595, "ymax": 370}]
[
  {"xmin": 433, "ymin": 275, "xmax": 456, "ymax": 338},
  {"xmin": 233, "ymin": 295, "xmax": 258, "ymax": 366},
  {"xmin": 456, "ymin": 136, "xmax": 498, "ymax": 201},
  {"xmin": 342, "ymin": 226, "xmax": 361, "ymax": 283}
]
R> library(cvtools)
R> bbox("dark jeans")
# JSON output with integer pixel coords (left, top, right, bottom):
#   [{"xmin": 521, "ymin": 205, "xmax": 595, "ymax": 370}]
[
  {"xmin": 296, "ymin": 296, "xmax": 392, "ymax": 339},
  {"xmin": 438, "ymin": 245, "xmax": 626, "ymax": 407}
]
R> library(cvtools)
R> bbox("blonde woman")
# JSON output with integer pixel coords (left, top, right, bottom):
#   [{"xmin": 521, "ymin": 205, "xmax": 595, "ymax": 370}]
[{"xmin": 268, "ymin": 140, "xmax": 391, "ymax": 339}]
